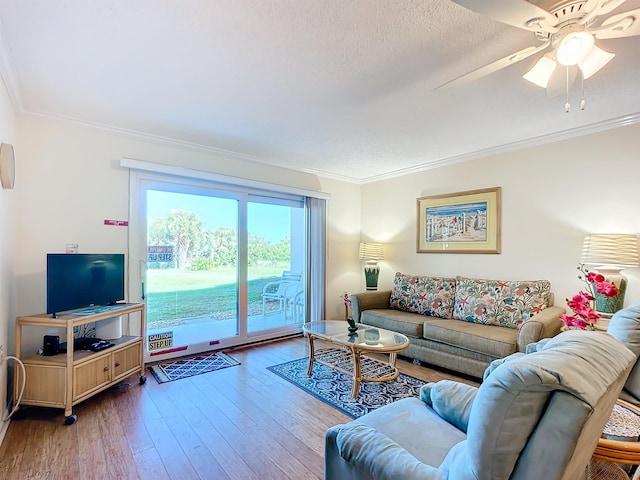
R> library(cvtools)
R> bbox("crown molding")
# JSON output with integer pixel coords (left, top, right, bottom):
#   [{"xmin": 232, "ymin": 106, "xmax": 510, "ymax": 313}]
[
  {"xmin": 21, "ymin": 108, "xmax": 365, "ymax": 183},
  {"xmin": 22, "ymin": 108, "xmax": 640, "ymax": 186},
  {"xmin": 358, "ymin": 112, "xmax": 640, "ymax": 184}
]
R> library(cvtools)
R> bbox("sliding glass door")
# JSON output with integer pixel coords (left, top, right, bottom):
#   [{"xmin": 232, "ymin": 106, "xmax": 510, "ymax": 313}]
[
  {"xmin": 128, "ymin": 172, "xmax": 310, "ymax": 362},
  {"xmin": 247, "ymin": 200, "xmax": 306, "ymax": 333},
  {"xmin": 145, "ymin": 189, "xmax": 241, "ymax": 354}
]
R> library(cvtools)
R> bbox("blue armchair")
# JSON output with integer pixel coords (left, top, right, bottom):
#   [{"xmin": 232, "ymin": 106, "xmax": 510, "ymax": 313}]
[{"xmin": 325, "ymin": 330, "xmax": 635, "ymax": 480}]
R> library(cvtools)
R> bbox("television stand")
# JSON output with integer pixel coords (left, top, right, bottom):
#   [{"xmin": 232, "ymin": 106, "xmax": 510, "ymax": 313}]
[{"xmin": 14, "ymin": 303, "xmax": 146, "ymax": 425}]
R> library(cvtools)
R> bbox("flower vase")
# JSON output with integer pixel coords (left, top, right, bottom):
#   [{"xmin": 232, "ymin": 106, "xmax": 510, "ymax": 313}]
[{"xmin": 593, "ymin": 276, "xmax": 626, "ymax": 318}]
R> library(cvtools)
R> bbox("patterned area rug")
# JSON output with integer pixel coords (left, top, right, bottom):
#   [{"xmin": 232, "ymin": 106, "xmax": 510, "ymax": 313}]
[
  {"xmin": 267, "ymin": 357, "xmax": 426, "ymax": 418},
  {"xmin": 149, "ymin": 352, "xmax": 241, "ymax": 383}
]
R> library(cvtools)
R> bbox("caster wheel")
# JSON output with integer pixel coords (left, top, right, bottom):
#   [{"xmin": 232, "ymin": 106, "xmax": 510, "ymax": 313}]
[
  {"xmin": 64, "ymin": 414, "xmax": 77, "ymax": 425},
  {"xmin": 139, "ymin": 375, "xmax": 147, "ymax": 385}
]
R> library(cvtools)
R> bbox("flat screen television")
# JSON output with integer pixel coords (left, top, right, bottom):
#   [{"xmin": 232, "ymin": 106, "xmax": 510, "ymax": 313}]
[{"xmin": 46, "ymin": 253, "xmax": 125, "ymax": 315}]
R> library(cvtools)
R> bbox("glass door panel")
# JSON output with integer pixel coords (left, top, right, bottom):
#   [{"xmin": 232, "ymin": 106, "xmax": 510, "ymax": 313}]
[
  {"xmin": 247, "ymin": 201, "xmax": 306, "ymax": 333},
  {"xmin": 145, "ymin": 189, "xmax": 240, "ymax": 354}
]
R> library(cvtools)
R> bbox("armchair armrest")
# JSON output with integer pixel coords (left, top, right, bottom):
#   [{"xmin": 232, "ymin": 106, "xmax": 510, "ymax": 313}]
[
  {"xmin": 262, "ymin": 281, "xmax": 280, "ymax": 295},
  {"xmin": 333, "ymin": 423, "xmax": 445, "ymax": 480},
  {"xmin": 351, "ymin": 290, "xmax": 392, "ymax": 323},
  {"xmin": 517, "ymin": 305, "xmax": 565, "ymax": 352},
  {"xmin": 420, "ymin": 380, "xmax": 478, "ymax": 433}
]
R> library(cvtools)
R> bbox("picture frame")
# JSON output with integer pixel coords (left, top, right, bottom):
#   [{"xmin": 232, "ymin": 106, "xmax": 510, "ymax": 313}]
[{"xmin": 416, "ymin": 187, "xmax": 501, "ymax": 254}]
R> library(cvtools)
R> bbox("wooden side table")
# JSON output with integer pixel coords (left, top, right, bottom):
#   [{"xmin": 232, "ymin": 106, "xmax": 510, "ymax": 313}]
[
  {"xmin": 588, "ymin": 457, "xmax": 630, "ymax": 479},
  {"xmin": 593, "ymin": 399, "xmax": 640, "ymax": 480}
]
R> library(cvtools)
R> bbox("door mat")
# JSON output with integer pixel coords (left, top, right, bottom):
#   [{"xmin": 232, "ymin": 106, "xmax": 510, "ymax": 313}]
[
  {"xmin": 149, "ymin": 352, "xmax": 241, "ymax": 384},
  {"xmin": 267, "ymin": 357, "xmax": 426, "ymax": 419}
]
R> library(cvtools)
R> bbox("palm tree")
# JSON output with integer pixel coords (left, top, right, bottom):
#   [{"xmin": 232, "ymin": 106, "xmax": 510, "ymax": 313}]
[{"xmin": 148, "ymin": 209, "xmax": 205, "ymax": 268}]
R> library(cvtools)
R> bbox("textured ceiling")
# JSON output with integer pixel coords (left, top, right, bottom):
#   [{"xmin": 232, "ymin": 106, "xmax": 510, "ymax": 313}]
[{"xmin": 0, "ymin": 0, "xmax": 638, "ymax": 183}]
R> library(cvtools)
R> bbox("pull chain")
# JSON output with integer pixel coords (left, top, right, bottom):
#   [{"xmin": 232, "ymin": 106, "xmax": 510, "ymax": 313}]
[{"xmin": 564, "ymin": 67, "xmax": 586, "ymax": 112}]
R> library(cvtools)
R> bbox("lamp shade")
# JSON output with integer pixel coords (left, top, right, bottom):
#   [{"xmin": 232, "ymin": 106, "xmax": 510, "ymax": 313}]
[
  {"xmin": 523, "ymin": 54, "xmax": 557, "ymax": 88},
  {"xmin": 579, "ymin": 45, "xmax": 615, "ymax": 80},
  {"xmin": 581, "ymin": 234, "xmax": 640, "ymax": 268},
  {"xmin": 358, "ymin": 242, "xmax": 384, "ymax": 261}
]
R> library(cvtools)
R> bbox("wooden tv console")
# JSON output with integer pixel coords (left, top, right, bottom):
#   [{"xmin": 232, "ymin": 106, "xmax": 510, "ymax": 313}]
[{"xmin": 14, "ymin": 303, "xmax": 146, "ymax": 425}]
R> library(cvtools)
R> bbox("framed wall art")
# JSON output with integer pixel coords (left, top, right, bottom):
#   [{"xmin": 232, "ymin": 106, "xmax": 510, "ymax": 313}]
[{"xmin": 416, "ymin": 187, "xmax": 501, "ymax": 254}]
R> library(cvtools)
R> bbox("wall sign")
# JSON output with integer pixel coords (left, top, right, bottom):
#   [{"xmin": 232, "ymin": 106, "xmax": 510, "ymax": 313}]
[
  {"xmin": 148, "ymin": 332, "xmax": 174, "ymax": 351},
  {"xmin": 104, "ymin": 219, "xmax": 129, "ymax": 226},
  {"xmin": 148, "ymin": 245, "xmax": 174, "ymax": 262}
]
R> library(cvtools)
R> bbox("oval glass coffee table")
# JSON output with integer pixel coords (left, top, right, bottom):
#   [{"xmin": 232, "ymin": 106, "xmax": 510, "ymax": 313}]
[{"xmin": 302, "ymin": 320, "xmax": 410, "ymax": 398}]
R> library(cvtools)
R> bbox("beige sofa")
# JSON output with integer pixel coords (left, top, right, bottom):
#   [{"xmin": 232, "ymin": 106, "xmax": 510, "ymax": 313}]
[{"xmin": 351, "ymin": 273, "xmax": 565, "ymax": 378}]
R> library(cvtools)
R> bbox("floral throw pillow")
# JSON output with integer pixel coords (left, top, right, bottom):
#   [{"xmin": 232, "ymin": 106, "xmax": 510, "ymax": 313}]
[
  {"xmin": 453, "ymin": 276, "xmax": 551, "ymax": 328},
  {"xmin": 389, "ymin": 272, "xmax": 456, "ymax": 319}
]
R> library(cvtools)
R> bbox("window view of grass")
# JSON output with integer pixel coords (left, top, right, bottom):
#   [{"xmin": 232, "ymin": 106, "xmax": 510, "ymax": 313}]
[
  {"xmin": 146, "ymin": 264, "xmax": 288, "ymax": 326},
  {"xmin": 145, "ymin": 200, "xmax": 300, "ymax": 330}
]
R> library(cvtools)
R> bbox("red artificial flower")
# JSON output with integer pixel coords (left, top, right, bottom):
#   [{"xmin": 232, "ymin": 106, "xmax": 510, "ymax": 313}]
[
  {"xmin": 586, "ymin": 272, "xmax": 606, "ymax": 283},
  {"xmin": 561, "ymin": 264, "xmax": 612, "ymax": 331},
  {"xmin": 595, "ymin": 282, "xmax": 618, "ymax": 297},
  {"xmin": 567, "ymin": 291, "xmax": 594, "ymax": 309}
]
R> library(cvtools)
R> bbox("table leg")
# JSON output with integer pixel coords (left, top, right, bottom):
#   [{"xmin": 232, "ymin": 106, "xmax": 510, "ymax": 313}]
[
  {"xmin": 351, "ymin": 348, "xmax": 361, "ymax": 398},
  {"xmin": 306, "ymin": 334, "xmax": 316, "ymax": 376},
  {"xmin": 389, "ymin": 352, "xmax": 397, "ymax": 367}
]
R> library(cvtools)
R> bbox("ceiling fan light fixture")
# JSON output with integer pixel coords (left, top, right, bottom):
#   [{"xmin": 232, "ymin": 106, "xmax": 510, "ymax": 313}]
[
  {"xmin": 579, "ymin": 45, "xmax": 615, "ymax": 79},
  {"xmin": 557, "ymin": 31, "xmax": 595, "ymax": 66},
  {"xmin": 523, "ymin": 55, "xmax": 557, "ymax": 88}
]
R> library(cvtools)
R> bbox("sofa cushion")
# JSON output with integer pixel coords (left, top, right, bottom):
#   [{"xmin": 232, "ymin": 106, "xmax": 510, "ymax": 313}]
[
  {"xmin": 361, "ymin": 309, "xmax": 425, "ymax": 338},
  {"xmin": 350, "ymin": 397, "xmax": 467, "ymax": 469},
  {"xmin": 453, "ymin": 276, "xmax": 551, "ymax": 329},
  {"xmin": 389, "ymin": 272, "xmax": 456, "ymax": 319},
  {"xmin": 423, "ymin": 318, "xmax": 518, "ymax": 358}
]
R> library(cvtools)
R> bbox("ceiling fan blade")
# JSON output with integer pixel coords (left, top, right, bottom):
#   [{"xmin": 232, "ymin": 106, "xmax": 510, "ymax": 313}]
[
  {"xmin": 594, "ymin": 7, "xmax": 640, "ymax": 38},
  {"xmin": 452, "ymin": 0, "xmax": 558, "ymax": 33},
  {"xmin": 583, "ymin": 0, "xmax": 627, "ymax": 15},
  {"xmin": 546, "ymin": 65, "xmax": 579, "ymax": 98},
  {"xmin": 581, "ymin": 0, "xmax": 627, "ymax": 24},
  {"xmin": 435, "ymin": 41, "xmax": 550, "ymax": 91}
]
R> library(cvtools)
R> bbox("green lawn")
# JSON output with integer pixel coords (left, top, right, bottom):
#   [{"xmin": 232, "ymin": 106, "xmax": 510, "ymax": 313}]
[{"xmin": 146, "ymin": 266, "xmax": 287, "ymax": 322}]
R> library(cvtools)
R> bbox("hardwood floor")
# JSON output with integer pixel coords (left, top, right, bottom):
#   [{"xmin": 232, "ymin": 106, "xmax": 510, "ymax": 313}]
[{"xmin": 0, "ymin": 336, "xmax": 478, "ymax": 480}]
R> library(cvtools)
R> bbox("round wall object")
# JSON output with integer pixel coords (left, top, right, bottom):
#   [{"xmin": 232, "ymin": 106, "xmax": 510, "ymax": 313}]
[{"xmin": 0, "ymin": 142, "xmax": 15, "ymax": 189}]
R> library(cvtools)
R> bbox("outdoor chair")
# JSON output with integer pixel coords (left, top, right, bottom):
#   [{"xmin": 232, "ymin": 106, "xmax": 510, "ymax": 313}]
[
  {"xmin": 292, "ymin": 288, "xmax": 305, "ymax": 323},
  {"xmin": 262, "ymin": 270, "xmax": 302, "ymax": 318}
]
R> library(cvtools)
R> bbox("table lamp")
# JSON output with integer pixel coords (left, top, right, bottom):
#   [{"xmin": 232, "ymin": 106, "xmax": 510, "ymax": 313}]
[
  {"xmin": 359, "ymin": 242, "xmax": 384, "ymax": 291},
  {"xmin": 581, "ymin": 234, "xmax": 640, "ymax": 317}
]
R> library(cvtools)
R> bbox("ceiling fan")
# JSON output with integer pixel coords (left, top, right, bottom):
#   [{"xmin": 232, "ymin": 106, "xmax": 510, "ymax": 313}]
[{"xmin": 438, "ymin": 0, "xmax": 640, "ymax": 108}]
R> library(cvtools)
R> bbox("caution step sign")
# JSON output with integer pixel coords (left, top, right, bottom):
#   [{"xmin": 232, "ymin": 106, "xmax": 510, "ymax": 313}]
[{"xmin": 148, "ymin": 331, "xmax": 174, "ymax": 351}]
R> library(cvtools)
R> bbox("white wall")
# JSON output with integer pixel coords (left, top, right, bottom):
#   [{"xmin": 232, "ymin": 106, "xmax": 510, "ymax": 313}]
[
  {"xmin": 319, "ymin": 177, "xmax": 362, "ymax": 319},
  {"xmin": 13, "ymin": 116, "xmax": 360, "ymax": 352},
  {"xmin": 360, "ymin": 123, "xmax": 640, "ymax": 316},
  {"xmin": 0, "ymin": 77, "xmax": 16, "ymax": 442}
]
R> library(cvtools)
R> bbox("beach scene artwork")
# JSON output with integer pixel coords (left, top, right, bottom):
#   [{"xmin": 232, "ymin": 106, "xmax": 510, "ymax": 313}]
[{"xmin": 425, "ymin": 201, "xmax": 488, "ymax": 243}]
